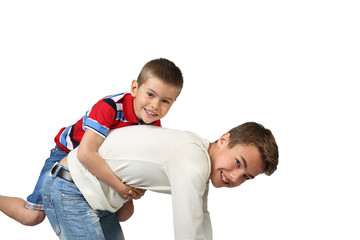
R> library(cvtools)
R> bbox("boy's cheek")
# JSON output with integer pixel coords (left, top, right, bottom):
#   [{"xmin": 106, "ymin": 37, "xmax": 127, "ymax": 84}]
[
  {"xmin": 209, "ymin": 174, "xmax": 221, "ymax": 188},
  {"xmin": 159, "ymin": 106, "xmax": 172, "ymax": 119}
]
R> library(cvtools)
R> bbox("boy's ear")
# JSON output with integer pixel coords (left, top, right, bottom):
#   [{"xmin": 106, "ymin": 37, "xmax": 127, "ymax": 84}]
[
  {"xmin": 130, "ymin": 80, "xmax": 138, "ymax": 97},
  {"xmin": 217, "ymin": 132, "xmax": 230, "ymax": 148}
]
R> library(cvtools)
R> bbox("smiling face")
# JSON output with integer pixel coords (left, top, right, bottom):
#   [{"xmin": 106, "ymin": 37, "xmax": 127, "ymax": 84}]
[
  {"xmin": 131, "ymin": 77, "xmax": 179, "ymax": 124},
  {"xmin": 209, "ymin": 133, "xmax": 266, "ymax": 188}
]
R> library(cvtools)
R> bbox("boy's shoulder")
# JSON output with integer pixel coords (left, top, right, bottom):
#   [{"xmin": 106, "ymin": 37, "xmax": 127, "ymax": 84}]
[{"xmin": 104, "ymin": 92, "xmax": 128, "ymax": 102}]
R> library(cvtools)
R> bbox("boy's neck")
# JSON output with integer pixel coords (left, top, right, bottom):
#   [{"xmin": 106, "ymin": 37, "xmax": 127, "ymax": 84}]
[{"xmin": 207, "ymin": 142, "xmax": 217, "ymax": 164}]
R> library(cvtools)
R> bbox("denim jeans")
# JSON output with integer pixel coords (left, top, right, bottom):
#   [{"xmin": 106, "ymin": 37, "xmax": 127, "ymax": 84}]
[
  {"xmin": 43, "ymin": 164, "xmax": 124, "ymax": 240},
  {"xmin": 26, "ymin": 146, "xmax": 68, "ymax": 210}
]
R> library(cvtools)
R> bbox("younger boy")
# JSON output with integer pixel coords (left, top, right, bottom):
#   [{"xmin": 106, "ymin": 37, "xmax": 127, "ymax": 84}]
[
  {"xmin": 44, "ymin": 122, "xmax": 279, "ymax": 239},
  {"xmin": 0, "ymin": 58, "xmax": 183, "ymax": 226}
]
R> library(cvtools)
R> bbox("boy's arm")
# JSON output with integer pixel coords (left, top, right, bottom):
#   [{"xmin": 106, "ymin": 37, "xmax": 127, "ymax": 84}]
[{"xmin": 77, "ymin": 129, "xmax": 143, "ymax": 199}]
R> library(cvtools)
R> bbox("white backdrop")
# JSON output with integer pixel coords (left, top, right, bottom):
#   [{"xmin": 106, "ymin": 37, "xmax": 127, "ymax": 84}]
[{"xmin": 1, "ymin": 1, "xmax": 359, "ymax": 239}]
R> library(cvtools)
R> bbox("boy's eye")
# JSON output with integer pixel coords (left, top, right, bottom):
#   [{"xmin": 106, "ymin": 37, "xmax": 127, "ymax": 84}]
[
  {"xmin": 147, "ymin": 92, "xmax": 154, "ymax": 98},
  {"xmin": 162, "ymin": 100, "xmax": 170, "ymax": 105},
  {"xmin": 244, "ymin": 175, "xmax": 250, "ymax": 180},
  {"xmin": 236, "ymin": 159, "xmax": 241, "ymax": 167}
]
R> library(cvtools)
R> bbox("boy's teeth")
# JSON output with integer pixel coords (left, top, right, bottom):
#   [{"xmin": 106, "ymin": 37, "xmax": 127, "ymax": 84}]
[
  {"xmin": 146, "ymin": 109, "xmax": 157, "ymax": 116},
  {"xmin": 221, "ymin": 172, "xmax": 229, "ymax": 184}
]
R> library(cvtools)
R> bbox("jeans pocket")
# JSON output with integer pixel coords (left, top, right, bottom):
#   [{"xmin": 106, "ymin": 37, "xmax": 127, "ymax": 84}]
[{"xmin": 43, "ymin": 195, "xmax": 61, "ymax": 236}]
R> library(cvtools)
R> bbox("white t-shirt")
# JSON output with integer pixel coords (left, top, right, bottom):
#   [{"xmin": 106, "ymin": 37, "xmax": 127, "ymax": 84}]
[{"xmin": 68, "ymin": 125, "xmax": 212, "ymax": 240}]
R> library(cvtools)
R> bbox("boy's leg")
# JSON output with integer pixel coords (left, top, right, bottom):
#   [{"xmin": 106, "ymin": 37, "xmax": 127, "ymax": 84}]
[
  {"xmin": 43, "ymin": 164, "xmax": 110, "ymax": 239},
  {"xmin": 115, "ymin": 200, "xmax": 134, "ymax": 222},
  {"xmin": 0, "ymin": 196, "xmax": 45, "ymax": 226},
  {"xmin": 0, "ymin": 146, "xmax": 67, "ymax": 226},
  {"xmin": 100, "ymin": 211, "xmax": 125, "ymax": 240}
]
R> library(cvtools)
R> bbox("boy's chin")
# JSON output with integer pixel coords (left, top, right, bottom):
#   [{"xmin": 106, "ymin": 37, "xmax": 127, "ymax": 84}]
[
  {"xmin": 140, "ymin": 117, "xmax": 159, "ymax": 125},
  {"xmin": 210, "ymin": 179, "xmax": 222, "ymax": 188}
]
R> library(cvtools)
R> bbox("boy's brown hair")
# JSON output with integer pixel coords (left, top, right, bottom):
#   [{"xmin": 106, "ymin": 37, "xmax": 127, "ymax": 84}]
[
  {"xmin": 227, "ymin": 122, "xmax": 279, "ymax": 176},
  {"xmin": 137, "ymin": 58, "xmax": 183, "ymax": 96}
]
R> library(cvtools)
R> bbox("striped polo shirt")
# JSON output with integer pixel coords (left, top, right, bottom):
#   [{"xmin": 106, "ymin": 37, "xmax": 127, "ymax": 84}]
[{"xmin": 54, "ymin": 92, "xmax": 161, "ymax": 153}]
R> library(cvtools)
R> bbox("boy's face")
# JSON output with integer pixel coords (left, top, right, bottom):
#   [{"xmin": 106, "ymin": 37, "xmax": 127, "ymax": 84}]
[
  {"xmin": 209, "ymin": 133, "xmax": 266, "ymax": 188},
  {"xmin": 131, "ymin": 77, "xmax": 179, "ymax": 124}
]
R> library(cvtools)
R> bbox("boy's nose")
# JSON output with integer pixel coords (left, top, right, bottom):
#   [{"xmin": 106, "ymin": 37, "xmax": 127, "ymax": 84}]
[
  {"xmin": 150, "ymin": 99, "xmax": 160, "ymax": 110},
  {"xmin": 230, "ymin": 171, "xmax": 245, "ymax": 186}
]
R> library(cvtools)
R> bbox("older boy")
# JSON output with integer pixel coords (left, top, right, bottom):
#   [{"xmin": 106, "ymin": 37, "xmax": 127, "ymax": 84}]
[
  {"xmin": 43, "ymin": 122, "xmax": 279, "ymax": 240},
  {"xmin": 0, "ymin": 58, "xmax": 183, "ymax": 226}
]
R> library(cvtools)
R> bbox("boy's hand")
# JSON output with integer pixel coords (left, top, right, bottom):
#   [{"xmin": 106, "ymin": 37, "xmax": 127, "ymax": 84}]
[
  {"xmin": 120, "ymin": 188, "xmax": 146, "ymax": 200},
  {"xmin": 115, "ymin": 177, "xmax": 146, "ymax": 199}
]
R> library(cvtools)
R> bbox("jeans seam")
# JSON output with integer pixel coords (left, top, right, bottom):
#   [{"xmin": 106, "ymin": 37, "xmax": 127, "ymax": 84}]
[
  {"xmin": 66, "ymin": 199, "xmax": 102, "ymax": 240},
  {"xmin": 49, "ymin": 196, "xmax": 61, "ymax": 236}
]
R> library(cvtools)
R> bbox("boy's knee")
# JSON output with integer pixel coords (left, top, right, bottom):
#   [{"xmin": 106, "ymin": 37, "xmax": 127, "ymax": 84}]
[
  {"xmin": 115, "ymin": 201, "xmax": 134, "ymax": 222},
  {"xmin": 21, "ymin": 209, "xmax": 45, "ymax": 226}
]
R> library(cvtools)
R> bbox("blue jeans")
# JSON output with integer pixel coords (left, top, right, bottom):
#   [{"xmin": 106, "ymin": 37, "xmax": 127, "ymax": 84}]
[
  {"xmin": 43, "ymin": 164, "xmax": 124, "ymax": 240},
  {"xmin": 26, "ymin": 146, "xmax": 68, "ymax": 210}
]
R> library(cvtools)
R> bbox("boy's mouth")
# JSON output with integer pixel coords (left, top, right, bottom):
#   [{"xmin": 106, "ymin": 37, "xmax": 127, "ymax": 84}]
[
  {"xmin": 220, "ymin": 171, "xmax": 229, "ymax": 185},
  {"xmin": 144, "ymin": 108, "xmax": 158, "ymax": 118}
]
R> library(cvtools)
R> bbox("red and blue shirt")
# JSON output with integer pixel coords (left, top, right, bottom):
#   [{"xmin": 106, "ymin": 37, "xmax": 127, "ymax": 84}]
[{"xmin": 54, "ymin": 92, "xmax": 161, "ymax": 153}]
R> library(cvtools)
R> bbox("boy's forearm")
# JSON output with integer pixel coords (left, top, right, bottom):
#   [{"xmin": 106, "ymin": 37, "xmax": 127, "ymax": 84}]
[
  {"xmin": 79, "ymin": 151, "xmax": 129, "ymax": 194},
  {"xmin": 77, "ymin": 129, "xmax": 131, "ymax": 195}
]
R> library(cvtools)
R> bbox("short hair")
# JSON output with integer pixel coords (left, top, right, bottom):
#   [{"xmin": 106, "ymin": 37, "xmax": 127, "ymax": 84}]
[
  {"xmin": 137, "ymin": 58, "xmax": 183, "ymax": 96},
  {"xmin": 227, "ymin": 122, "xmax": 279, "ymax": 176}
]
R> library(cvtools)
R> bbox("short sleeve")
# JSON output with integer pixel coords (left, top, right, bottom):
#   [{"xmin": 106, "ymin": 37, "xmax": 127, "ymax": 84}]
[{"xmin": 83, "ymin": 98, "xmax": 117, "ymax": 138}]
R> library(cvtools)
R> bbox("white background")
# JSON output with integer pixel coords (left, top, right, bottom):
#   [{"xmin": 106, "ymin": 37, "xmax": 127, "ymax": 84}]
[{"xmin": 1, "ymin": 1, "xmax": 359, "ymax": 239}]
